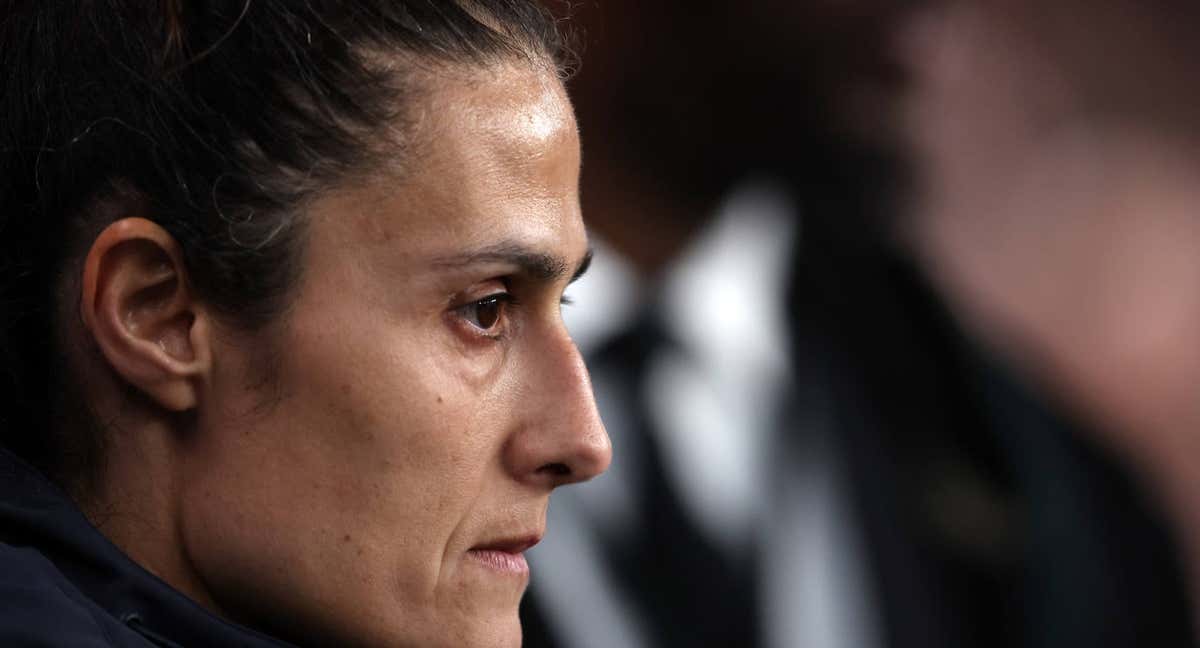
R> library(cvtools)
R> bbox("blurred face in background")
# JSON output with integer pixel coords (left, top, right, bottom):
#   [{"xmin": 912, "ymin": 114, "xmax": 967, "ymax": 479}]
[
  {"xmin": 177, "ymin": 65, "xmax": 611, "ymax": 648},
  {"xmin": 565, "ymin": 0, "xmax": 905, "ymax": 272},
  {"xmin": 899, "ymin": 0, "xmax": 1200, "ymax": 504}
]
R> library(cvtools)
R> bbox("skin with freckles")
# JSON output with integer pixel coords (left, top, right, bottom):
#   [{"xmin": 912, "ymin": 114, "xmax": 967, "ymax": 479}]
[{"xmin": 78, "ymin": 63, "xmax": 610, "ymax": 648}]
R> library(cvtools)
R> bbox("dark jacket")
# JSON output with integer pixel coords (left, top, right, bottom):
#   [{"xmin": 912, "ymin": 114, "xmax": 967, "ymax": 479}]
[
  {"xmin": 0, "ymin": 446, "xmax": 292, "ymax": 647},
  {"xmin": 789, "ymin": 210, "xmax": 1197, "ymax": 648}
]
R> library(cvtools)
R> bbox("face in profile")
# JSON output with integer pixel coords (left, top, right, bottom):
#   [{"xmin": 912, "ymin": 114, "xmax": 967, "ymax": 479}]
[{"xmin": 172, "ymin": 65, "xmax": 611, "ymax": 647}]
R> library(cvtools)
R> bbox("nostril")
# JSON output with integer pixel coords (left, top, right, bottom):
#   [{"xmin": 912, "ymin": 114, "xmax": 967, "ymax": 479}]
[{"xmin": 538, "ymin": 462, "xmax": 571, "ymax": 477}]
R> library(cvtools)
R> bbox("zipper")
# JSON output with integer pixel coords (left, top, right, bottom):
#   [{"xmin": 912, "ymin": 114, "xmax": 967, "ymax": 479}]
[{"xmin": 121, "ymin": 612, "xmax": 187, "ymax": 648}]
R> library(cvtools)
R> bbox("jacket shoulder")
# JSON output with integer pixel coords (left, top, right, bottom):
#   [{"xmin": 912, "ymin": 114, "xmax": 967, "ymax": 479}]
[{"xmin": 0, "ymin": 542, "xmax": 129, "ymax": 647}]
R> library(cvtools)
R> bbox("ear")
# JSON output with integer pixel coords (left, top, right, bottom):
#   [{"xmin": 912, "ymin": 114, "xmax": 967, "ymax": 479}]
[{"xmin": 80, "ymin": 217, "xmax": 212, "ymax": 412}]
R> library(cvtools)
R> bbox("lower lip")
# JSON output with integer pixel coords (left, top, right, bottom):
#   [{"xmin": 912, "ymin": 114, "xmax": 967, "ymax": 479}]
[{"xmin": 467, "ymin": 549, "xmax": 529, "ymax": 575}]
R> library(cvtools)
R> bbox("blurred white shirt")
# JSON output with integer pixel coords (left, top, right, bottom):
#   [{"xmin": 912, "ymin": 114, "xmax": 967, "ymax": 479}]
[{"xmin": 530, "ymin": 180, "xmax": 881, "ymax": 648}]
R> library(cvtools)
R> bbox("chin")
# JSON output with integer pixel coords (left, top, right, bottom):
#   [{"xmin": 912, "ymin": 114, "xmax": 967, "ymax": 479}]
[{"xmin": 449, "ymin": 609, "xmax": 523, "ymax": 648}]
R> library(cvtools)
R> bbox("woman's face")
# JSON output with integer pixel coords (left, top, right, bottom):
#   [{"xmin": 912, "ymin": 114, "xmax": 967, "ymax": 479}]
[{"xmin": 176, "ymin": 65, "xmax": 610, "ymax": 647}]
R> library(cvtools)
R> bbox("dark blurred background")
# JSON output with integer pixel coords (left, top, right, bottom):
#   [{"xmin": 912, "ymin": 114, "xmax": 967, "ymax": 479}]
[{"xmin": 524, "ymin": 2, "xmax": 1200, "ymax": 647}]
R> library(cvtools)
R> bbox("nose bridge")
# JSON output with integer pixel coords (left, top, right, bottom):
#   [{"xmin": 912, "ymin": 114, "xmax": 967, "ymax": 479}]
[{"xmin": 515, "ymin": 323, "xmax": 611, "ymax": 486}]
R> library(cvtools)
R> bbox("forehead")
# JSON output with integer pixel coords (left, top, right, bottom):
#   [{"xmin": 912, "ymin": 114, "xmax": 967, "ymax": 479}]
[
  {"xmin": 422, "ymin": 63, "xmax": 578, "ymax": 168},
  {"xmin": 412, "ymin": 64, "xmax": 580, "ymax": 240},
  {"xmin": 302, "ymin": 63, "xmax": 584, "ymax": 280}
]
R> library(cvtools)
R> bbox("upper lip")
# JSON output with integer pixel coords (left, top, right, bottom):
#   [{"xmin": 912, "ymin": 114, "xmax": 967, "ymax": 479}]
[{"xmin": 470, "ymin": 533, "xmax": 542, "ymax": 554}]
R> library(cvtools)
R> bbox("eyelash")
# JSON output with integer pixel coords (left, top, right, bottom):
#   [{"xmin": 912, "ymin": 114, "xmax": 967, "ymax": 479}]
[
  {"xmin": 450, "ymin": 285, "xmax": 577, "ymax": 344},
  {"xmin": 455, "ymin": 292, "xmax": 518, "ymax": 340}
]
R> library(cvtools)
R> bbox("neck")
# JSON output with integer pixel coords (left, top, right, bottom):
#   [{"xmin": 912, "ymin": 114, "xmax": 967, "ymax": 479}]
[{"xmin": 82, "ymin": 415, "xmax": 220, "ymax": 613}]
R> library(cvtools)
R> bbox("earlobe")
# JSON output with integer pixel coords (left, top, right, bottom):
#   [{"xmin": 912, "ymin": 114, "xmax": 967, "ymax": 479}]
[{"xmin": 81, "ymin": 218, "xmax": 212, "ymax": 412}]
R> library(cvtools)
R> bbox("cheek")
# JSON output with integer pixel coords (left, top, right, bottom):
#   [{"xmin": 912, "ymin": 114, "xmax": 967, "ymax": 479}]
[
  {"xmin": 180, "ymin": 319, "xmax": 507, "ymax": 640},
  {"xmin": 271, "ymin": 323, "xmax": 496, "ymax": 540}
]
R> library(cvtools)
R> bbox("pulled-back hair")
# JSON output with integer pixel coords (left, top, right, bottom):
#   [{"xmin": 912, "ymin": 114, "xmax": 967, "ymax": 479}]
[{"xmin": 0, "ymin": 0, "xmax": 573, "ymax": 486}]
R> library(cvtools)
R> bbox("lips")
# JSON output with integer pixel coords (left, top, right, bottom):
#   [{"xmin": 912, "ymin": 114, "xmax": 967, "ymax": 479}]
[
  {"xmin": 467, "ymin": 534, "xmax": 541, "ymax": 574},
  {"xmin": 471, "ymin": 535, "xmax": 541, "ymax": 554}
]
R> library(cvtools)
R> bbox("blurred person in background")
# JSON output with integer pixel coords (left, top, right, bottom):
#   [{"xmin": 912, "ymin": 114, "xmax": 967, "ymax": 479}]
[
  {"xmin": 527, "ymin": 1, "xmax": 1198, "ymax": 647},
  {"xmin": 523, "ymin": 3, "xmax": 904, "ymax": 648},
  {"xmin": 898, "ymin": 0, "xmax": 1200, "ymax": 636},
  {"xmin": 789, "ymin": 0, "xmax": 1198, "ymax": 646}
]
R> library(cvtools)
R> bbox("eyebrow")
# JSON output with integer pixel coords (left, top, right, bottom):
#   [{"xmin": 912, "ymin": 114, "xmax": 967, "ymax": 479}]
[{"xmin": 431, "ymin": 242, "xmax": 593, "ymax": 284}]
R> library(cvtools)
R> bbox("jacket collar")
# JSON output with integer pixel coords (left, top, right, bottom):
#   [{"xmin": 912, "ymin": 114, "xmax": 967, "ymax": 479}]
[{"xmin": 0, "ymin": 446, "xmax": 293, "ymax": 647}]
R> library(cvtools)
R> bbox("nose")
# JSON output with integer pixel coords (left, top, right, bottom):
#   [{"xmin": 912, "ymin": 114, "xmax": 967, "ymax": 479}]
[{"xmin": 505, "ymin": 327, "xmax": 611, "ymax": 489}]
